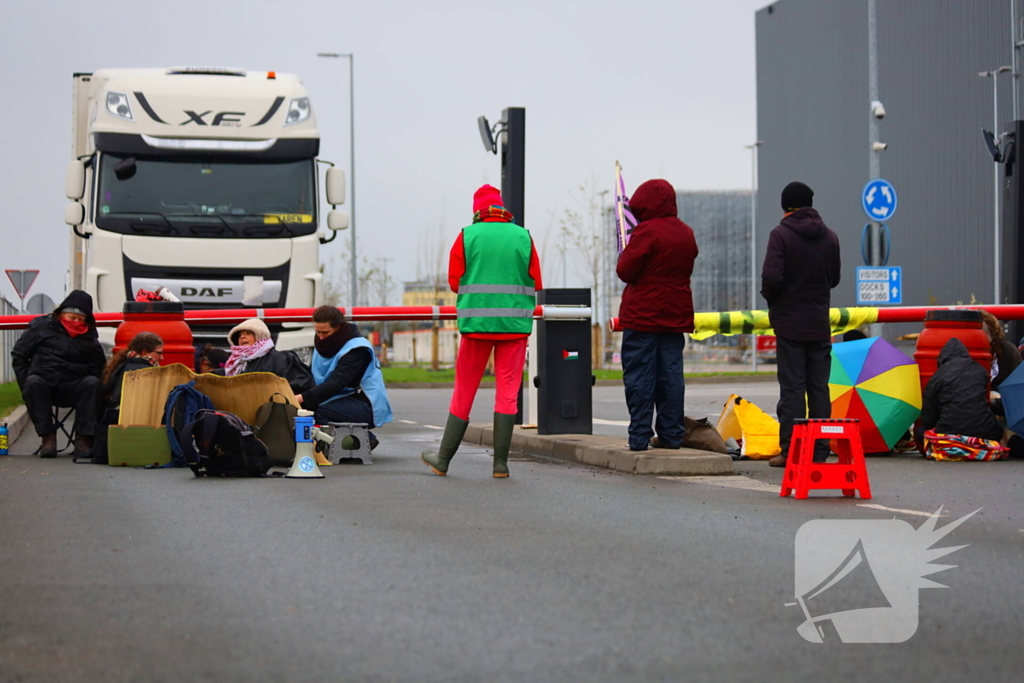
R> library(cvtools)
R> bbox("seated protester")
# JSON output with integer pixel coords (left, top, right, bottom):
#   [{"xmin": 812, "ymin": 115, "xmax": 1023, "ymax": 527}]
[
  {"xmin": 920, "ymin": 338, "xmax": 1005, "ymax": 444},
  {"xmin": 91, "ymin": 333, "xmax": 164, "ymax": 465},
  {"xmin": 295, "ymin": 305, "xmax": 393, "ymax": 451},
  {"xmin": 223, "ymin": 318, "xmax": 315, "ymax": 396},
  {"xmin": 12, "ymin": 290, "xmax": 105, "ymax": 458},
  {"xmin": 196, "ymin": 344, "xmax": 229, "ymax": 374},
  {"xmin": 980, "ymin": 310, "xmax": 1022, "ymax": 389}
]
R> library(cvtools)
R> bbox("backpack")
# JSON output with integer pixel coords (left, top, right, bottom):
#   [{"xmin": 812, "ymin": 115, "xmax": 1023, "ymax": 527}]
[
  {"xmin": 183, "ymin": 409, "xmax": 273, "ymax": 478},
  {"xmin": 163, "ymin": 381, "xmax": 215, "ymax": 467},
  {"xmin": 253, "ymin": 393, "xmax": 298, "ymax": 467}
]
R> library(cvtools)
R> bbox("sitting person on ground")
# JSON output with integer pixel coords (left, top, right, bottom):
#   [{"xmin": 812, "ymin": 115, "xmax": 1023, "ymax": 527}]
[
  {"xmin": 91, "ymin": 332, "xmax": 164, "ymax": 464},
  {"xmin": 295, "ymin": 305, "xmax": 392, "ymax": 451},
  {"xmin": 222, "ymin": 318, "xmax": 315, "ymax": 396},
  {"xmin": 12, "ymin": 290, "xmax": 106, "ymax": 458},
  {"xmin": 980, "ymin": 310, "xmax": 1021, "ymax": 389},
  {"xmin": 196, "ymin": 344, "xmax": 229, "ymax": 374},
  {"xmin": 920, "ymin": 338, "xmax": 1005, "ymax": 444}
]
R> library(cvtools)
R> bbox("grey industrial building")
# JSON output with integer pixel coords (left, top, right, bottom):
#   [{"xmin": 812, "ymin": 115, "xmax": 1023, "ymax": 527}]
[{"xmin": 755, "ymin": 0, "xmax": 1022, "ymax": 321}]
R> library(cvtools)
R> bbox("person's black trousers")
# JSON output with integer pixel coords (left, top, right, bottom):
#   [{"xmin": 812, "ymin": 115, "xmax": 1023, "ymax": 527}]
[
  {"xmin": 314, "ymin": 395, "xmax": 374, "ymax": 428},
  {"xmin": 621, "ymin": 329, "xmax": 686, "ymax": 450},
  {"xmin": 776, "ymin": 336, "xmax": 832, "ymax": 458},
  {"xmin": 21, "ymin": 375, "xmax": 101, "ymax": 437}
]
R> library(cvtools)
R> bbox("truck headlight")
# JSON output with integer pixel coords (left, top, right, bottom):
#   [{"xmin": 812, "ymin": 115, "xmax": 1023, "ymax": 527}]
[
  {"xmin": 285, "ymin": 97, "xmax": 311, "ymax": 126},
  {"xmin": 105, "ymin": 91, "xmax": 134, "ymax": 121}
]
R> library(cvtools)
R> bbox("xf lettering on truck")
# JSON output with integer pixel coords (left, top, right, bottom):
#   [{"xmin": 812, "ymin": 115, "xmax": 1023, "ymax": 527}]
[
  {"xmin": 181, "ymin": 287, "xmax": 233, "ymax": 297},
  {"xmin": 180, "ymin": 110, "xmax": 245, "ymax": 126}
]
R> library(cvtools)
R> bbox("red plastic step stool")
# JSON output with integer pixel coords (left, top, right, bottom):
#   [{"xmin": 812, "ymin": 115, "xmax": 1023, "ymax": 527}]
[{"xmin": 779, "ymin": 418, "xmax": 872, "ymax": 500}]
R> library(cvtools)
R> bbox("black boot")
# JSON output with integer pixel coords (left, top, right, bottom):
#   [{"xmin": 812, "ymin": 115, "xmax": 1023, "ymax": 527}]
[
  {"xmin": 40, "ymin": 433, "xmax": 58, "ymax": 458},
  {"xmin": 492, "ymin": 412, "xmax": 516, "ymax": 478},
  {"xmin": 421, "ymin": 414, "xmax": 469, "ymax": 475}
]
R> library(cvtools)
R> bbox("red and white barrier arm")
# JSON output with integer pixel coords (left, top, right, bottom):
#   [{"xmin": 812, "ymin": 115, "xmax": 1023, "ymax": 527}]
[{"xmin": 0, "ymin": 305, "xmax": 593, "ymax": 331}]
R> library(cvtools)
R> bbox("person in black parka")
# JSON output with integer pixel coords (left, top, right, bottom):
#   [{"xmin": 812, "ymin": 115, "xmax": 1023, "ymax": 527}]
[
  {"xmin": 920, "ymin": 338, "xmax": 1004, "ymax": 442},
  {"xmin": 12, "ymin": 290, "xmax": 106, "ymax": 458}
]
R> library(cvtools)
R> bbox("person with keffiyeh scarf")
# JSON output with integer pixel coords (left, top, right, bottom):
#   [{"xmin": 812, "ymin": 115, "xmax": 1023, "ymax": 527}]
[{"xmin": 220, "ymin": 318, "xmax": 314, "ymax": 396}]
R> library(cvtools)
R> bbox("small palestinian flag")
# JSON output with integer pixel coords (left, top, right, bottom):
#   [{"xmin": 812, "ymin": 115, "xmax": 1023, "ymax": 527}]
[{"xmin": 562, "ymin": 350, "xmax": 579, "ymax": 360}]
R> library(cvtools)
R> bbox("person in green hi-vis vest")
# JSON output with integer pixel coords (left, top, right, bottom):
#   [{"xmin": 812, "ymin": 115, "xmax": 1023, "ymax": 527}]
[{"xmin": 421, "ymin": 185, "xmax": 543, "ymax": 478}]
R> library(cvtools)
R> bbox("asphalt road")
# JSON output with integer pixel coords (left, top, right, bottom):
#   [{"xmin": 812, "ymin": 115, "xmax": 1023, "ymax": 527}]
[{"xmin": 1, "ymin": 384, "xmax": 1022, "ymax": 682}]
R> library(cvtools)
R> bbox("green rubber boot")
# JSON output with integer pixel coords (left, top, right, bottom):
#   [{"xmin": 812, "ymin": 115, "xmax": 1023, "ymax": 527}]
[
  {"xmin": 421, "ymin": 413, "xmax": 469, "ymax": 476},
  {"xmin": 492, "ymin": 412, "xmax": 517, "ymax": 478}
]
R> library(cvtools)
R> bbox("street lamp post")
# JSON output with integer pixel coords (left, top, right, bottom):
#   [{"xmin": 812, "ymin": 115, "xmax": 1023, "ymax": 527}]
[
  {"xmin": 745, "ymin": 141, "xmax": 762, "ymax": 372},
  {"xmin": 979, "ymin": 65, "xmax": 1012, "ymax": 304},
  {"xmin": 317, "ymin": 52, "xmax": 357, "ymax": 308}
]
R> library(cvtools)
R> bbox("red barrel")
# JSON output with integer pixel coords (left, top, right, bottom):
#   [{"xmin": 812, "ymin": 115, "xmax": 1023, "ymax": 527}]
[
  {"xmin": 114, "ymin": 301, "xmax": 194, "ymax": 369},
  {"xmin": 913, "ymin": 309, "xmax": 991, "ymax": 392}
]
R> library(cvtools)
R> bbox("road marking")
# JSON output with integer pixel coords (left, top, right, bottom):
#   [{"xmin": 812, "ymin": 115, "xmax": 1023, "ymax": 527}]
[
  {"xmin": 856, "ymin": 504, "xmax": 947, "ymax": 518},
  {"xmin": 423, "ymin": 425, "xmax": 445, "ymax": 430},
  {"xmin": 397, "ymin": 420, "xmax": 418, "ymax": 425},
  {"xmin": 659, "ymin": 475, "xmax": 779, "ymax": 493},
  {"xmin": 593, "ymin": 418, "xmax": 630, "ymax": 426}
]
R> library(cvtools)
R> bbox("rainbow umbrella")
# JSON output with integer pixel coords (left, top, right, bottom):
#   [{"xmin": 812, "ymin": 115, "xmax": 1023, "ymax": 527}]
[{"xmin": 829, "ymin": 337, "xmax": 922, "ymax": 453}]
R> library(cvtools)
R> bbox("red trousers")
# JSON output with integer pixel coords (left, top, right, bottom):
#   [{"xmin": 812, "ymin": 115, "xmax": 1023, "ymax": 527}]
[{"xmin": 449, "ymin": 336, "xmax": 528, "ymax": 420}]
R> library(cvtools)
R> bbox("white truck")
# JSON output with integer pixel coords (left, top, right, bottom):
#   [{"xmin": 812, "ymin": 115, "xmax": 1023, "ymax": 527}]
[{"xmin": 64, "ymin": 66, "xmax": 348, "ymax": 349}]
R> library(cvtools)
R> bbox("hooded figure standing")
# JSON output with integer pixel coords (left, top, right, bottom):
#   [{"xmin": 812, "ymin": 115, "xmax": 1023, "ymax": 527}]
[
  {"xmin": 12, "ymin": 290, "xmax": 106, "ymax": 458},
  {"xmin": 616, "ymin": 179, "xmax": 699, "ymax": 451},
  {"xmin": 761, "ymin": 182, "xmax": 841, "ymax": 467},
  {"xmin": 421, "ymin": 185, "xmax": 542, "ymax": 478}
]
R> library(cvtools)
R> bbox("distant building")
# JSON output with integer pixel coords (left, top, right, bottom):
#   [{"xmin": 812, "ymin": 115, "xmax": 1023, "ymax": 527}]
[{"xmin": 402, "ymin": 278, "xmax": 457, "ymax": 329}]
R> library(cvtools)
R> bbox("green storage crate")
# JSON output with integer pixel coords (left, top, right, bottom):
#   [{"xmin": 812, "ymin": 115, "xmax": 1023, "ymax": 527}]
[{"xmin": 108, "ymin": 426, "xmax": 172, "ymax": 468}]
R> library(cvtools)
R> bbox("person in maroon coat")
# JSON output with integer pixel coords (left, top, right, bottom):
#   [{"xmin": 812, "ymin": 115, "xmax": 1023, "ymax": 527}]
[
  {"xmin": 761, "ymin": 181, "xmax": 841, "ymax": 467},
  {"xmin": 616, "ymin": 179, "xmax": 699, "ymax": 451}
]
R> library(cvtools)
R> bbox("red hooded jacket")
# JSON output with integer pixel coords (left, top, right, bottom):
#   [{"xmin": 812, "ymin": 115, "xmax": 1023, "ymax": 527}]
[{"xmin": 616, "ymin": 179, "xmax": 699, "ymax": 333}]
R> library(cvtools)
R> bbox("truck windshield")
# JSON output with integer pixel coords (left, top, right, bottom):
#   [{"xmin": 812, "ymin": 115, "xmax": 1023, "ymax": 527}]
[{"xmin": 95, "ymin": 154, "xmax": 317, "ymax": 238}]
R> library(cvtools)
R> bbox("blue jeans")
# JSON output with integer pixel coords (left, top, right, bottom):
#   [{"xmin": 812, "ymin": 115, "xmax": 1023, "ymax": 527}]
[{"xmin": 621, "ymin": 330, "xmax": 686, "ymax": 450}]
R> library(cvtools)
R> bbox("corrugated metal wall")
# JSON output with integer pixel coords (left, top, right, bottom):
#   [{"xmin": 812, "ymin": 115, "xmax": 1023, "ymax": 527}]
[{"xmin": 756, "ymin": 0, "xmax": 1017, "ymax": 330}]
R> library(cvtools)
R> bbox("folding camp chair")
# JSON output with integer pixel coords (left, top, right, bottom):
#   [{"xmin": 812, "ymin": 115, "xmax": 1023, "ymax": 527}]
[{"xmin": 33, "ymin": 406, "xmax": 78, "ymax": 458}]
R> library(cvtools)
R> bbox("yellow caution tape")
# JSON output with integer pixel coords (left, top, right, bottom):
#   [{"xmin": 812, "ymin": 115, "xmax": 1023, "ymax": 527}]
[{"xmin": 691, "ymin": 307, "xmax": 880, "ymax": 341}]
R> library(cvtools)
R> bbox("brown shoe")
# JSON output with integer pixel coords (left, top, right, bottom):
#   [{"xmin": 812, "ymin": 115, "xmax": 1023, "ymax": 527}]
[
  {"xmin": 649, "ymin": 437, "xmax": 682, "ymax": 450},
  {"xmin": 768, "ymin": 454, "xmax": 788, "ymax": 468},
  {"xmin": 73, "ymin": 435, "xmax": 94, "ymax": 456},
  {"xmin": 40, "ymin": 433, "xmax": 58, "ymax": 458}
]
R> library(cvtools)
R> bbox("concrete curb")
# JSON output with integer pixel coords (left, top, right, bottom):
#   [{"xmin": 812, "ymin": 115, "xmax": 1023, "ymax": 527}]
[
  {"xmin": 2, "ymin": 405, "xmax": 30, "ymax": 445},
  {"xmin": 389, "ymin": 374, "xmax": 777, "ymax": 389},
  {"xmin": 464, "ymin": 424, "xmax": 734, "ymax": 476}
]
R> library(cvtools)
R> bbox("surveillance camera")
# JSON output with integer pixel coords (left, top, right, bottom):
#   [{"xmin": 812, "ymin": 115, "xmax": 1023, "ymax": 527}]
[
  {"xmin": 872, "ymin": 141, "xmax": 888, "ymax": 152},
  {"xmin": 871, "ymin": 100, "xmax": 886, "ymax": 119}
]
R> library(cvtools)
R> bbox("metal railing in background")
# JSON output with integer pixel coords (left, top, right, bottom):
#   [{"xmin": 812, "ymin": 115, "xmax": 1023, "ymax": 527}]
[{"xmin": 0, "ymin": 298, "xmax": 24, "ymax": 383}]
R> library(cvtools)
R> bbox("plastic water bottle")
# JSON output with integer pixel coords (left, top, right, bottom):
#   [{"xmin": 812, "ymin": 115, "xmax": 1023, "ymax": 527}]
[{"xmin": 0, "ymin": 423, "xmax": 8, "ymax": 455}]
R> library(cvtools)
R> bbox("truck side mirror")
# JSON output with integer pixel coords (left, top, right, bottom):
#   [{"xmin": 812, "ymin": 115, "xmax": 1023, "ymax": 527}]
[
  {"xmin": 66, "ymin": 160, "xmax": 86, "ymax": 200},
  {"xmin": 113, "ymin": 157, "xmax": 137, "ymax": 181},
  {"xmin": 327, "ymin": 210, "xmax": 349, "ymax": 231},
  {"xmin": 65, "ymin": 202, "xmax": 85, "ymax": 226},
  {"xmin": 326, "ymin": 167, "xmax": 346, "ymax": 206}
]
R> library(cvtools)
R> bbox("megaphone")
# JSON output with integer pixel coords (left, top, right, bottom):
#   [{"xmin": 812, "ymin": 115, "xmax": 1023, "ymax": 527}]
[{"xmin": 286, "ymin": 410, "xmax": 333, "ymax": 479}]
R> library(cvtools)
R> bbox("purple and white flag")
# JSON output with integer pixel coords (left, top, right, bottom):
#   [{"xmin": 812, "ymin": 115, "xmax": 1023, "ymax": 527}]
[{"xmin": 615, "ymin": 162, "xmax": 637, "ymax": 254}]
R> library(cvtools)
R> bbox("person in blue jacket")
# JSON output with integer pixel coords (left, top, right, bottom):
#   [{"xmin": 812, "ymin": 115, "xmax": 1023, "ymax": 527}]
[{"xmin": 295, "ymin": 306, "xmax": 392, "ymax": 451}]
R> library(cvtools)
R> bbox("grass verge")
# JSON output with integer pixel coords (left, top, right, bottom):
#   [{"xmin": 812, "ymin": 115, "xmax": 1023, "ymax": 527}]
[
  {"xmin": 0, "ymin": 381, "xmax": 23, "ymax": 419},
  {"xmin": 383, "ymin": 367, "xmax": 773, "ymax": 384}
]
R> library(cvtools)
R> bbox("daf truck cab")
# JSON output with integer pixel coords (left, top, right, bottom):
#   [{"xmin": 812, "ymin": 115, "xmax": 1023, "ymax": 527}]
[{"xmin": 64, "ymin": 67, "xmax": 348, "ymax": 349}]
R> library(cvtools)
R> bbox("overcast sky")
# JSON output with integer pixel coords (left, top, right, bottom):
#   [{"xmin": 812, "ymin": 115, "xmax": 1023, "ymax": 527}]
[{"xmin": 0, "ymin": 0, "xmax": 767, "ymax": 308}]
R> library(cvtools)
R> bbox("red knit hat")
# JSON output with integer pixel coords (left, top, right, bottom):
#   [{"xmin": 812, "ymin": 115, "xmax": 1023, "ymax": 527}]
[{"xmin": 473, "ymin": 184, "xmax": 504, "ymax": 214}]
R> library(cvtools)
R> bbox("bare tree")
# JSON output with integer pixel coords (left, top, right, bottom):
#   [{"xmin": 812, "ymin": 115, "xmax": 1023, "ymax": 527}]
[
  {"xmin": 559, "ymin": 176, "xmax": 610, "ymax": 366},
  {"xmin": 416, "ymin": 206, "xmax": 449, "ymax": 370}
]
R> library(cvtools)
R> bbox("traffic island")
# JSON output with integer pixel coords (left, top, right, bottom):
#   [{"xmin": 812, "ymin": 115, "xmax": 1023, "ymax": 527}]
[{"xmin": 463, "ymin": 425, "xmax": 734, "ymax": 476}]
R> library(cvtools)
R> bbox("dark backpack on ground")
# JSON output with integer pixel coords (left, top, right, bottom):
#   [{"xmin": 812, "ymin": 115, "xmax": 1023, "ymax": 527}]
[
  {"xmin": 183, "ymin": 409, "xmax": 272, "ymax": 478},
  {"xmin": 253, "ymin": 393, "xmax": 298, "ymax": 466},
  {"xmin": 163, "ymin": 381, "xmax": 215, "ymax": 467}
]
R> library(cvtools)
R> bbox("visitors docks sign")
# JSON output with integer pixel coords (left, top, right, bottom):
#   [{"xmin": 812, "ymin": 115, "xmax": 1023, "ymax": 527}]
[{"xmin": 856, "ymin": 267, "xmax": 902, "ymax": 305}]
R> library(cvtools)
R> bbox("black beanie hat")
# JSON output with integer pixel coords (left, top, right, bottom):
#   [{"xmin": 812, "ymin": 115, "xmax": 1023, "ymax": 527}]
[{"xmin": 781, "ymin": 182, "xmax": 814, "ymax": 212}]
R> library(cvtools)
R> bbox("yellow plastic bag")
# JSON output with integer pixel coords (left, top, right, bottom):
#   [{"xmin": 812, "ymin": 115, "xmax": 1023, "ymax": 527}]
[{"xmin": 716, "ymin": 394, "xmax": 782, "ymax": 460}]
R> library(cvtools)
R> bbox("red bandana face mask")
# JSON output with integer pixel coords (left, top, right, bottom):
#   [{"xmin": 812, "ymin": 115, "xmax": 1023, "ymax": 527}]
[{"xmin": 61, "ymin": 318, "xmax": 88, "ymax": 338}]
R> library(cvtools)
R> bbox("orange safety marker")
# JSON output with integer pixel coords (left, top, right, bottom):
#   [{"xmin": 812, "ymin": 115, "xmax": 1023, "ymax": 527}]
[{"xmin": 780, "ymin": 418, "xmax": 872, "ymax": 500}]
